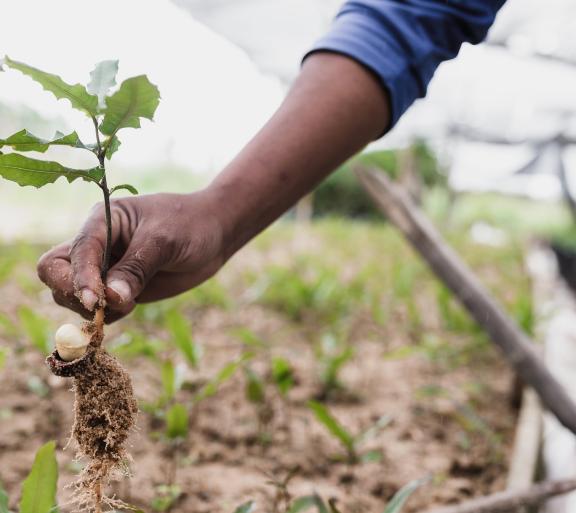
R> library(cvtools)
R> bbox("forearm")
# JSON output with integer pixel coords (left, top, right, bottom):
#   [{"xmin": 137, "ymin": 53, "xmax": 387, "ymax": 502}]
[{"xmin": 208, "ymin": 52, "xmax": 390, "ymax": 258}]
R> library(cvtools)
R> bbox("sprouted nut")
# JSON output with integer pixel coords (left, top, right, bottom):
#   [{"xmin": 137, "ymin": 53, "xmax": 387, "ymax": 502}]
[{"xmin": 55, "ymin": 323, "xmax": 90, "ymax": 361}]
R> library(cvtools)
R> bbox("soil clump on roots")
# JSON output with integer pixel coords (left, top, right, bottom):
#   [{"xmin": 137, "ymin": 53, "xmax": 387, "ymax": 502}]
[{"xmin": 47, "ymin": 309, "xmax": 138, "ymax": 512}]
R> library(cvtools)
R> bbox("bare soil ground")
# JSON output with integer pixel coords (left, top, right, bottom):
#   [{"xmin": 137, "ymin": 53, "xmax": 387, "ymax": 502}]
[{"xmin": 0, "ymin": 222, "xmax": 526, "ymax": 513}]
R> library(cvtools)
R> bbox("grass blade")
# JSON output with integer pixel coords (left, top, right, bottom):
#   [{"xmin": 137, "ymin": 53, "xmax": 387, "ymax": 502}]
[
  {"xmin": 382, "ymin": 476, "xmax": 428, "ymax": 513},
  {"xmin": 20, "ymin": 441, "xmax": 58, "ymax": 513},
  {"xmin": 308, "ymin": 401, "xmax": 354, "ymax": 456}
]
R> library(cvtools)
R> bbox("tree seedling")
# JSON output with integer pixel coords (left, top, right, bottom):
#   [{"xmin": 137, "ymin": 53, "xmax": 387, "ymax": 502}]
[
  {"xmin": 0, "ymin": 57, "xmax": 160, "ymax": 512},
  {"xmin": 308, "ymin": 401, "xmax": 390, "ymax": 464}
]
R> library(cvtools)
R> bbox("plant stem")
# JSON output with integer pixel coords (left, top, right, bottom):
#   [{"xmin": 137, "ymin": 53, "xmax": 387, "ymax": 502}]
[
  {"xmin": 92, "ymin": 117, "xmax": 113, "ymax": 283},
  {"xmin": 100, "ymin": 173, "xmax": 112, "ymax": 281}
]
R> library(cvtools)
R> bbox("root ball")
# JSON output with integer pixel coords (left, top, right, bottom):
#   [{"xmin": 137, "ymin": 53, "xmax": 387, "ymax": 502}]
[{"xmin": 46, "ymin": 315, "xmax": 138, "ymax": 510}]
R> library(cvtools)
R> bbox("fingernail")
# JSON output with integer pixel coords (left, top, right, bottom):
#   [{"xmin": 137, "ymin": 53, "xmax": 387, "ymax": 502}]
[
  {"xmin": 107, "ymin": 280, "xmax": 131, "ymax": 304},
  {"xmin": 80, "ymin": 288, "xmax": 98, "ymax": 311}
]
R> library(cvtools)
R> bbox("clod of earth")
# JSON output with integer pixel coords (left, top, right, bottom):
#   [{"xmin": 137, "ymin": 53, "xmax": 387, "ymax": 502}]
[{"xmin": 46, "ymin": 309, "xmax": 138, "ymax": 511}]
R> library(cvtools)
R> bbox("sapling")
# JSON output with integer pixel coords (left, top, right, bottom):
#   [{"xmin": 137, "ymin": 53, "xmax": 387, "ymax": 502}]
[{"xmin": 0, "ymin": 57, "xmax": 160, "ymax": 512}]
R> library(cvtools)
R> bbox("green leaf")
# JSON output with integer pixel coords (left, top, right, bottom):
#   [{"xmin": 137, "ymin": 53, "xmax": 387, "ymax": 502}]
[
  {"xmin": 18, "ymin": 307, "xmax": 50, "ymax": 354},
  {"xmin": 151, "ymin": 485, "xmax": 181, "ymax": 512},
  {"xmin": 87, "ymin": 60, "xmax": 118, "ymax": 110},
  {"xmin": 19, "ymin": 441, "xmax": 58, "ymax": 513},
  {"xmin": 0, "ymin": 130, "xmax": 89, "ymax": 153},
  {"xmin": 110, "ymin": 183, "xmax": 138, "ymax": 196},
  {"xmin": 288, "ymin": 495, "xmax": 329, "ymax": 513},
  {"xmin": 193, "ymin": 353, "xmax": 253, "ymax": 403},
  {"xmin": 166, "ymin": 310, "xmax": 200, "ymax": 368},
  {"xmin": 165, "ymin": 403, "xmax": 189, "ymax": 440},
  {"xmin": 104, "ymin": 136, "xmax": 121, "ymax": 160},
  {"xmin": 160, "ymin": 360, "xmax": 178, "ymax": 403},
  {"xmin": 382, "ymin": 477, "xmax": 428, "ymax": 513},
  {"xmin": 233, "ymin": 501, "xmax": 255, "ymax": 513},
  {"xmin": 322, "ymin": 346, "xmax": 354, "ymax": 388},
  {"xmin": 244, "ymin": 367, "xmax": 266, "ymax": 404},
  {"xmin": 100, "ymin": 75, "xmax": 160, "ymax": 136},
  {"xmin": 4, "ymin": 56, "xmax": 98, "ymax": 117},
  {"xmin": 356, "ymin": 415, "xmax": 392, "ymax": 445},
  {"xmin": 271, "ymin": 357, "xmax": 294, "ymax": 396},
  {"xmin": 0, "ymin": 154, "xmax": 102, "ymax": 188},
  {"xmin": 0, "ymin": 481, "xmax": 9, "ymax": 513},
  {"xmin": 308, "ymin": 401, "xmax": 354, "ymax": 453}
]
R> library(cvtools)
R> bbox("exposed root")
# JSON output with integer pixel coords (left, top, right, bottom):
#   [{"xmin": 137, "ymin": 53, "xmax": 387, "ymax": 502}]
[{"xmin": 47, "ymin": 308, "xmax": 138, "ymax": 512}]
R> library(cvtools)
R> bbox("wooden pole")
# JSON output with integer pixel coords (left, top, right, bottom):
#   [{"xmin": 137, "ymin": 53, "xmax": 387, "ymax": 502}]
[
  {"xmin": 422, "ymin": 479, "xmax": 576, "ymax": 513},
  {"xmin": 355, "ymin": 167, "xmax": 576, "ymax": 434}
]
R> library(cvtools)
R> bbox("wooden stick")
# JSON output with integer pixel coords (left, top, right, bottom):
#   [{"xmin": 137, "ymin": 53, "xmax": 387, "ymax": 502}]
[
  {"xmin": 423, "ymin": 479, "xmax": 576, "ymax": 513},
  {"xmin": 355, "ymin": 167, "xmax": 576, "ymax": 434}
]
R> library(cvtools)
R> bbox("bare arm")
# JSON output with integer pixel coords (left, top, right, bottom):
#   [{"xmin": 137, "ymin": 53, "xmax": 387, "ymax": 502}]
[
  {"xmin": 212, "ymin": 52, "xmax": 389, "ymax": 258},
  {"xmin": 37, "ymin": 53, "xmax": 390, "ymax": 321}
]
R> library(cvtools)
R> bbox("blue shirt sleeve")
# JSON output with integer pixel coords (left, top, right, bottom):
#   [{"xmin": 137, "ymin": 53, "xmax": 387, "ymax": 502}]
[{"xmin": 305, "ymin": 0, "xmax": 506, "ymax": 130}]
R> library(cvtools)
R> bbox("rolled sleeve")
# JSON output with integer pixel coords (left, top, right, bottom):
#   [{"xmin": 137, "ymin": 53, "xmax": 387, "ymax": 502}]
[{"xmin": 305, "ymin": 0, "xmax": 506, "ymax": 129}]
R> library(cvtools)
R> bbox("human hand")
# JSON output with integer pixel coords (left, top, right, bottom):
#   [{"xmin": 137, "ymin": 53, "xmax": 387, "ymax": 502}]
[{"xmin": 37, "ymin": 190, "xmax": 226, "ymax": 322}]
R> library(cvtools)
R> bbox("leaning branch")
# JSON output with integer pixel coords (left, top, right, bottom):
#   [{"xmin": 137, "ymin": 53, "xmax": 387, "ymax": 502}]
[{"xmin": 355, "ymin": 167, "xmax": 576, "ymax": 434}]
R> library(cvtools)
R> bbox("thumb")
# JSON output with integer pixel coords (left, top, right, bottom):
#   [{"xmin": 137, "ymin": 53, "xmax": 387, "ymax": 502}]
[{"xmin": 104, "ymin": 234, "xmax": 166, "ymax": 307}]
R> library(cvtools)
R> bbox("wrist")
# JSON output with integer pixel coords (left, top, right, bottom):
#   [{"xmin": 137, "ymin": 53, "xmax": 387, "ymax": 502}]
[{"xmin": 200, "ymin": 179, "xmax": 247, "ymax": 261}]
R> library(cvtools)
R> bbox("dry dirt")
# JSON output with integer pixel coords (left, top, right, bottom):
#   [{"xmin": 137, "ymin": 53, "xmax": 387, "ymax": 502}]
[{"xmin": 0, "ymin": 227, "xmax": 521, "ymax": 513}]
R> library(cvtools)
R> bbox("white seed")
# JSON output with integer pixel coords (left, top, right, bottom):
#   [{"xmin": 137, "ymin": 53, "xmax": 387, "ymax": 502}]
[{"xmin": 54, "ymin": 323, "xmax": 90, "ymax": 362}]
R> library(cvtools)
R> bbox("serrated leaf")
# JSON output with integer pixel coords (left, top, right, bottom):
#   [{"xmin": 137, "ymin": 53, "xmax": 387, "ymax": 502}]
[
  {"xmin": 0, "ymin": 154, "xmax": 102, "ymax": 188},
  {"xmin": 0, "ymin": 129, "xmax": 89, "ymax": 153},
  {"xmin": 308, "ymin": 401, "xmax": 354, "ymax": 453},
  {"xmin": 110, "ymin": 183, "xmax": 138, "ymax": 196},
  {"xmin": 87, "ymin": 60, "xmax": 118, "ymax": 110},
  {"xmin": 4, "ymin": 56, "xmax": 98, "ymax": 117},
  {"xmin": 382, "ymin": 477, "xmax": 428, "ymax": 513},
  {"xmin": 100, "ymin": 75, "xmax": 160, "ymax": 136},
  {"xmin": 104, "ymin": 136, "xmax": 121, "ymax": 160},
  {"xmin": 165, "ymin": 403, "xmax": 189, "ymax": 440},
  {"xmin": 19, "ymin": 441, "xmax": 58, "ymax": 513},
  {"xmin": 233, "ymin": 502, "xmax": 255, "ymax": 513}
]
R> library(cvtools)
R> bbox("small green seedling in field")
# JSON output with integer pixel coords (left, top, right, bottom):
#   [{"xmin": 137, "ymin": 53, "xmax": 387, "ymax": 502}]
[
  {"xmin": 271, "ymin": 356, "xmax": 295, "ymax": 397},
  {"xmin": 262, "ymin": 466, "xmax": 299, "ymax": 513},
  {"xmin": 308, "ymin": 401, "xmax": 390, "ymax": 464},
  {"xmin": 0, "ymin": 440, "xmax": 59, "ymax": 513},
  {"xmin": 0, "ymin": 56, "xmax": 160, "ymax": 285},
  {"xmin": 315, "ymin": 333, "xmax": 354, "ymax": 399},
  {"xmin": 382, "ymin": 477, "xmax": 428, "ymax": 513},
  {"xmin": 285, "ymin": 476, "xmax": 426, "ymax": 513},
  {"xmin": 151, "ymin": 484, "xmax": 182, "ymax": 513},
  {"xmin": 244, "ymin": 366, "xmax": 274, "ymax": 442},
  {"xmin": 18, "ymin": 306, "xmax": 51, "ymax": 354},
  {"xmin": 233, "ymin": 502, "xmax": 256, "ymax": 513},
  {"xmin": 165, "ymin": 403, "xmax": 189, "ymax": 441},
  {"xmin": 166, "ymin": 309, "xmax": 201, "ymax": 368}
]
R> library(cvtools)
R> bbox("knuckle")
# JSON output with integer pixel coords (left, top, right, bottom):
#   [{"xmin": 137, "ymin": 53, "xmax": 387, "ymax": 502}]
[
  {"xmin": 88, "ymin": 201, "xmax": 105, "ymax": 218},
  {"xmin": 70, "ymin": 232, "xmax": 104, "ymax": 258},
  {"xmin": 36, "ymin": 252, "xmax": 52, "ymax": 283},
  {"xmin": 118, "ymin": 258, "xmax": 149, "ymax": 289}
]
